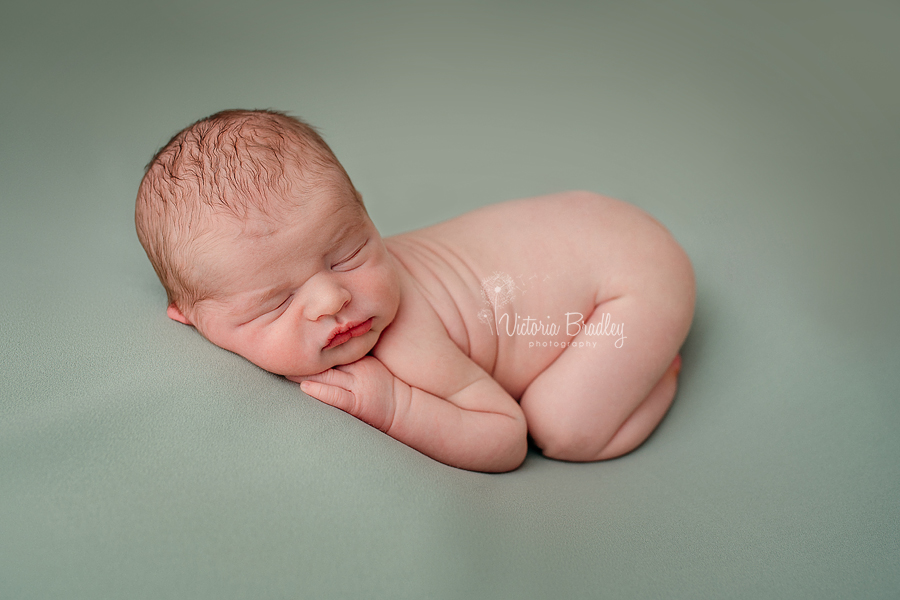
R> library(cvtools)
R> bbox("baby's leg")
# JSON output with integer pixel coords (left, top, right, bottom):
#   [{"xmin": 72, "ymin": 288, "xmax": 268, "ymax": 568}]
[
  {"xmin": 595, "ymin": 354, "xmax": 681, "ymax": 460},
  {"xmin": 520, "ymin": 262, "xmax": 694, "ymax": 462}
]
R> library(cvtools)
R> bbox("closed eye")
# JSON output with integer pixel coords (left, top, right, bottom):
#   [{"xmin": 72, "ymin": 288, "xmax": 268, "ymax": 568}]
[
  {"xmin": 332, "ymin": 241, "xmax": 367, "ymax": 270},
  {"xmin": 254, "ymin": 295, "xmax": 292, "ymax": 322},
  {"xmin": 271, "ymin": 295, "xmax": 292, "ymax": 314},
  {"xmin": 236, "ymin": 294, "xmax": 292, "ymax": 327}
]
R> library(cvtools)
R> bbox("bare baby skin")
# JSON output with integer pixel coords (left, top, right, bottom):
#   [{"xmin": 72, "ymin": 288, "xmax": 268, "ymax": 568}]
[{"xmin": 139, "ymin": 111, "xmax": 694, "ymax": 473}]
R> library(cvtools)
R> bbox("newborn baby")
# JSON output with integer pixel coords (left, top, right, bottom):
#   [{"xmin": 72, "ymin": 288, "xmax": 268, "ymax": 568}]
[{"xmin": 135, "ymin": 109, "xmax": 695, "ymax": 472}]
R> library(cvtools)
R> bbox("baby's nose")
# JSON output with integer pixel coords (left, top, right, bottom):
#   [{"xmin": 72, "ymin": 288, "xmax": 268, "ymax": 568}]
[{"xmin": 307, "ymin": 279, "xmax": 351, "ymax": 320}]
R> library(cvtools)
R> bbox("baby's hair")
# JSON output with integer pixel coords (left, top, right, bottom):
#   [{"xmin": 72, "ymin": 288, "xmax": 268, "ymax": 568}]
[{"xmin": 135, "ymin": 109, "xmax": 357, "ymax": 309}]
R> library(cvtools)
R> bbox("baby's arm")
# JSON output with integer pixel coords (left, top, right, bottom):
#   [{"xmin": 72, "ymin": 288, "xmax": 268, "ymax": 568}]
[
  {"xmin": 291, "ymin": 281, "xmax": 528, "ymax": 472},
  {"xmin": 295, "ymin": 351, "xmax": 527, "ymax": 472}
]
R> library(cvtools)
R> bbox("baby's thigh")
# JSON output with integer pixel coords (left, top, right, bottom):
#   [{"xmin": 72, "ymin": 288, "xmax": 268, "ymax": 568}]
[{"xmin": 520, "ymin": 257, "xmax": 694, "ymax": 461}]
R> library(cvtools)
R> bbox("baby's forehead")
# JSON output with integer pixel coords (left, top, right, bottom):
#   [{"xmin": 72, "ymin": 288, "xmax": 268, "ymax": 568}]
[{"xmin": 195, "ymin": 192, "xmax": 367, "ymax": 270}]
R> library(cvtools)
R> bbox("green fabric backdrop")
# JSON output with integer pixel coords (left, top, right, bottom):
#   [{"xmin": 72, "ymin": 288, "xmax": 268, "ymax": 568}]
[{"xmin": 2, "ymin": 1, "xmax": 898, "ymax": 598}]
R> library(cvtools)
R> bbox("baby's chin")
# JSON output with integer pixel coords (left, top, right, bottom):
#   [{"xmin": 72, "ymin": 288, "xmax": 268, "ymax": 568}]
[
  {"xmin": 324, "ymin": 337, "xmax": 378, "ymax": 369},
  {"xmin": 284, "ymin": 334, "xmax": 378, "ymax": 379}
]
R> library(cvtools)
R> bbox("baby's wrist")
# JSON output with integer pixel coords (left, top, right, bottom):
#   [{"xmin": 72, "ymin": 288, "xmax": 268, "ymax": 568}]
[{"xmin": 384, "ymin": 376, "xmax": 413, "ymax": 437}]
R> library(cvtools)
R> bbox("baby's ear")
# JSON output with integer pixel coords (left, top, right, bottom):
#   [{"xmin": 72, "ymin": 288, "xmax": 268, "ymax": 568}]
[{"xmin": 167, "ymin": 303, "xmax": 193, "ymax": 326}]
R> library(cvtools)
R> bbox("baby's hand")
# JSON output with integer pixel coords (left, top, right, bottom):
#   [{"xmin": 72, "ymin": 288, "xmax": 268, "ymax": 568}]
[{"xmin": 293, "ymin": 356, "xmax": 410, "ymax": 434}]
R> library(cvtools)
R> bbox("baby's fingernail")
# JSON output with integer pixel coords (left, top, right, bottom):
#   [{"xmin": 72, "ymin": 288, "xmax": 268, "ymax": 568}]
[{"xmin": 672, "ymin": 355, "xmax": 682, "ymax": 376}]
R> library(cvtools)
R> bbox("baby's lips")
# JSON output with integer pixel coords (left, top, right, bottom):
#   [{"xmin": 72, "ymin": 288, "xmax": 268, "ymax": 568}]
[{"xmin": 324, "ymin": 317, "xmax": 374, "ymax": 350}]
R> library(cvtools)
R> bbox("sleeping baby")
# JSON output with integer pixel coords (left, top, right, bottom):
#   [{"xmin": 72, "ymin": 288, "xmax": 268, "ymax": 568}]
[{"xmin": 135, "ymin": 109, "xmax": 695, "ymax": 472}]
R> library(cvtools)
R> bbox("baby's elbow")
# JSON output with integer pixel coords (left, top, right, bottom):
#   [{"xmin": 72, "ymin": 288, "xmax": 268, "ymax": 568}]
[
  {"xmin": 486, "ymin": 417, "xmax": 529, "ymax": 473},
  {"xmin": 489, "ymin": 441, "xmax": 528, "ymax": 473}
]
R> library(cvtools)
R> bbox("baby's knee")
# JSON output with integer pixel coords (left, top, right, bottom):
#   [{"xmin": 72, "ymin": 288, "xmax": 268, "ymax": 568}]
[
  {"xmin": 528, "ymin": 413, "xmax": 609, "ymax": 462},
  {"xmin": 531, "ymin": 412, "xmax": 653, "ymax": 463}
]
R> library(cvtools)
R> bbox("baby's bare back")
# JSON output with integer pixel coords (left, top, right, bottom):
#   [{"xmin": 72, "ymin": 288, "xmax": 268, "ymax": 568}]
[{"xmin": 385, "ymin": 190, "xmax": 674, "ymax": 398}]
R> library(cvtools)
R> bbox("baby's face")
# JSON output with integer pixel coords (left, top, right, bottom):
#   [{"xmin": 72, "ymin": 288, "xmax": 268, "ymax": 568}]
[{"xmin": 181, "ymin": 191, "xmax": 400, "ymax": 378}]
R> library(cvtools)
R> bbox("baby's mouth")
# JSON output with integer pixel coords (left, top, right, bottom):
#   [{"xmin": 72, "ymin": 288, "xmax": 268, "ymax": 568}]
[{"xmin": 323, "ymin": 318, "xmax": 374, "ymax": 350}]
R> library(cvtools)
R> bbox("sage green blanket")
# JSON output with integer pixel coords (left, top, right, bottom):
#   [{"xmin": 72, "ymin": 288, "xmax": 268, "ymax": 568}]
[{"xmin": 2, "ymin": 1, "xmax": 898, "ymax": 597}]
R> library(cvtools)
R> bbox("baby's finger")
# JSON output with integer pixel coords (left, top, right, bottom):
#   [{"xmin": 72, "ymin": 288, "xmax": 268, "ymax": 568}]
[
  {"xmin": 299, "ymin": 380, "xmax": 357, "ymax": 415},
  {"xmin": 302, "ymin": 368, "xmax": 354, "ymax": 388}
]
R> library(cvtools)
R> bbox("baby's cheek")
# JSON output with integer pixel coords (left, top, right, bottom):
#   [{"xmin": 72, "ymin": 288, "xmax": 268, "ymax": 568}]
[
  {"xmin": 376, "ymin": 266, "xmax": 401, "ymax": 321},
  {"xmin": 251, "ymin": 340, "xmax": 313, "ymax": 378},
  {"xmin": 286, "ymin": 350, "xmax": 330, "ymax": 379}
]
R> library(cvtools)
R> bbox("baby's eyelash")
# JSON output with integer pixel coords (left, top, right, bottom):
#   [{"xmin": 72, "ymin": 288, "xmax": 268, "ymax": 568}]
[
  {"xmin": 333, "ymin": 241, "xmax": 366, "ymax": 267},
  {"xmin": 269, "ymin": 295, "xmax": 292, "ymax": 314}
]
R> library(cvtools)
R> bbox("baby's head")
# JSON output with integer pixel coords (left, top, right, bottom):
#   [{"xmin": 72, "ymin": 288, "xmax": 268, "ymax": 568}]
[{"xmin": 135, "ymin": 109, "xmax": 400, "ymax": 377}]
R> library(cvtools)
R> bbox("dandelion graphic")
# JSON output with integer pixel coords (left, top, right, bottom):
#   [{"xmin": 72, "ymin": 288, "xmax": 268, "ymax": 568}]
[
  {"xmin": 480, "ymin": 272, "xmax": 516, "ymax": 335},
  {"xmin": 477, "ymin": 308, "xmax": 494, "ymax": 335}
]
